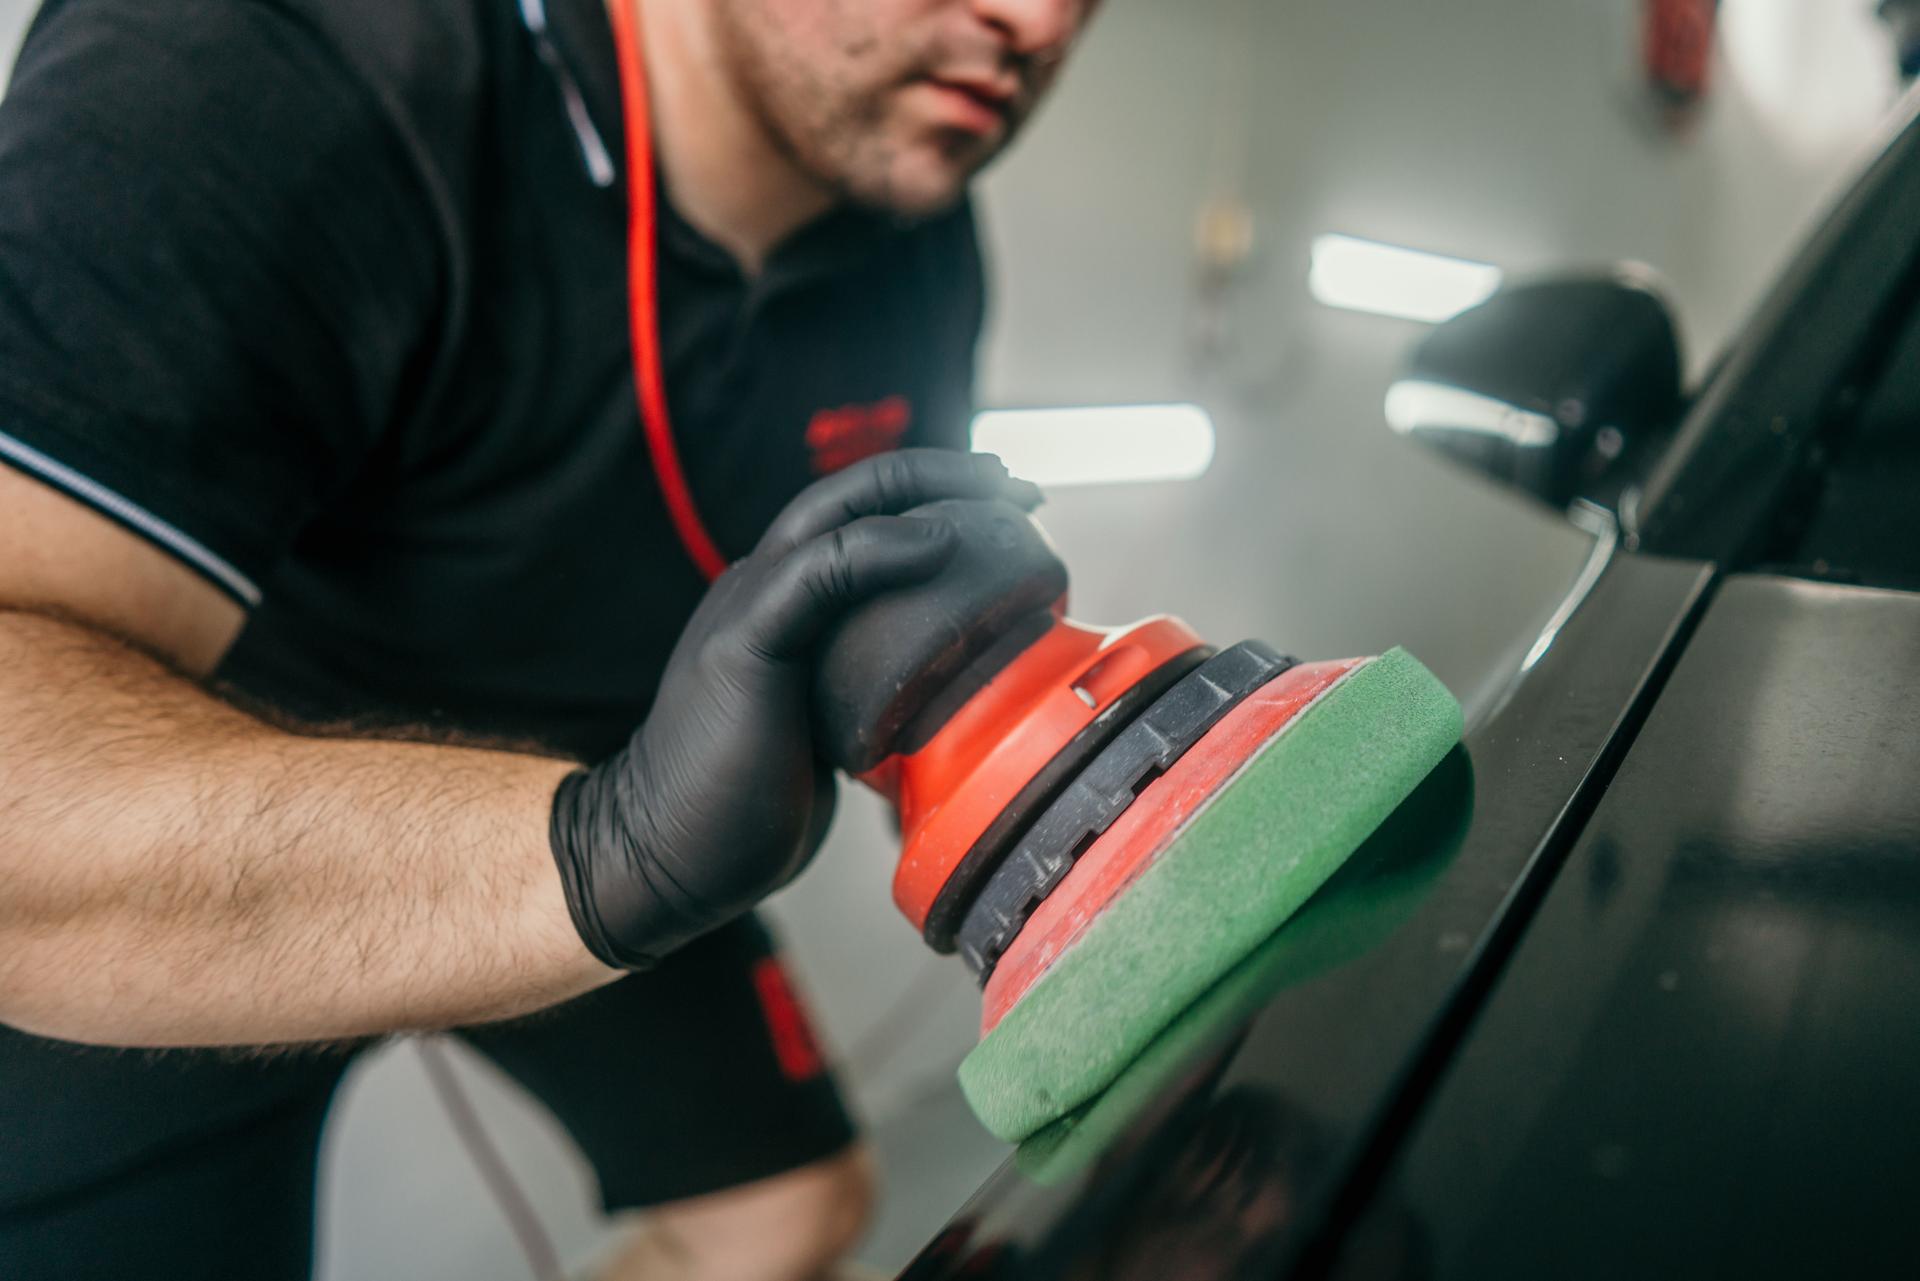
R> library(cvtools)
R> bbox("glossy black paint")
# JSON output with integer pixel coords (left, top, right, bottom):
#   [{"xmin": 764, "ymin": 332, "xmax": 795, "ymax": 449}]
[
  {"xmin": 896, "ymin": 547, "xmax": 1714, "ymax": 1280},
  {"xmin": 1346, "ymin": 575, "xmax": 1920, "ymax": 1278}
]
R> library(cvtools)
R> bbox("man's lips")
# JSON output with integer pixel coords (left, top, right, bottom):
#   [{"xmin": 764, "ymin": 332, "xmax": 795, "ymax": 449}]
[
  {"xmin": 933, "ymin": 73, "xmax": 1019, "ymax": 109},
  {"xmin": 916, "ymin": 75, "xmax": 1019, "ymax": 136}
]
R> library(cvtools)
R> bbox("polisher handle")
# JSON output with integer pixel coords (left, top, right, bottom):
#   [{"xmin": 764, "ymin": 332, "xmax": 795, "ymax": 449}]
[{"xmin": 812, "ymin": 498, "xmax": 1069, "ymax": 775}]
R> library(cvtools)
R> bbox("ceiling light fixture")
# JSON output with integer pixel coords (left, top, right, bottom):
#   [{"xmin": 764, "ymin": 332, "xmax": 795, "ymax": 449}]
[
  {"xmin": 971, "ymin": 404, "xmax": 1217, "ymax": 487},
  {"xmin": 1310, "ymin": 233, "xmax": 1502, "ymax": 323}
]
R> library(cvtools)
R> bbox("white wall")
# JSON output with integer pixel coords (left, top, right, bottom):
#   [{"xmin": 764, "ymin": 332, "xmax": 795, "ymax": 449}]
[
  {"xmin": 0, "ymin": 0, "xmax": 25, "ymax": 57},
  {"xmin": 0, "ymin": 1, "xmax": 1905, "ymax": 1277}
]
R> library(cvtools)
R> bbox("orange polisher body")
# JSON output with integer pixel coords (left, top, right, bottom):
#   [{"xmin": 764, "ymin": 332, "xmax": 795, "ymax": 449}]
[{"xmin": 859, "ymin": 614, "xmax": 1205, "ymax": 937}]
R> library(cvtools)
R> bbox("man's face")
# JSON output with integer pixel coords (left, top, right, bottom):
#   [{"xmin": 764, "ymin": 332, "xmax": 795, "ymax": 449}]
[{"xmin": 710, "ymin": 0, "xmax": 1098, "ymax": 218}]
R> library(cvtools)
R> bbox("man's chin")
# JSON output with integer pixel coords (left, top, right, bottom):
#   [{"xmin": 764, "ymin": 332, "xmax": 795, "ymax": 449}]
[{"xmin": 853, "ymin": 149, "xmax": 992, "ymax": 220}]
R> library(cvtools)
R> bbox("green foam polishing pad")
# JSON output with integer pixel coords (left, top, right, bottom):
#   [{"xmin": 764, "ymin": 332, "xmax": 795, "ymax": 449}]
[
  {"xmin": 1013, "ymin": 744, "xmax": 1473, "ymax": 1184},
  {"xmin": 959, "ymin": 647, "xmax": 1463, "ymax": 1142}
]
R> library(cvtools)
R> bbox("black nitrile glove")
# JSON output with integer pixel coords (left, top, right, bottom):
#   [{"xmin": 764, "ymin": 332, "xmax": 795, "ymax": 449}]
[{"xmin": 549, "ymin": 449, "xmax": 1044, "ymax": 969}]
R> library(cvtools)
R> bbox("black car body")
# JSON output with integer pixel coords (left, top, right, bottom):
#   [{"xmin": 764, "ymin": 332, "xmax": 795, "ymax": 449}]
[{"xmin": 895, "ymin": 83, "xmax": 1920, "ymax": 1281}]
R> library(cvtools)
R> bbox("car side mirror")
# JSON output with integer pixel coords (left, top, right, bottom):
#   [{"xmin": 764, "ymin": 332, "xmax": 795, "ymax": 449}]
[{"xmin": 1385, "ymin": 268, "xmax": 1683, "ymax": 511}]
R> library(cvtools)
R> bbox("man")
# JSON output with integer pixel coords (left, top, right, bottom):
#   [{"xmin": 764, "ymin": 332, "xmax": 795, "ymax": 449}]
[{"xmin": 0, "ymin": 0, "xmax": 1095, "ymax": 1276}]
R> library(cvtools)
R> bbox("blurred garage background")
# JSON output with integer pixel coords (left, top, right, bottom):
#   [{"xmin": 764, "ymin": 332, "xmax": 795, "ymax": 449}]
[{"xmin": 0, "ymin": 0, "xmax": 1907, "ymax": 1275}]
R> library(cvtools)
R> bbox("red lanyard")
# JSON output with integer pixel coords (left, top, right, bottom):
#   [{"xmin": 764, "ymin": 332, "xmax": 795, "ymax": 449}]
[{"xmin": 607, "ymin": 0, "xmax": 730, "ymax": 582}]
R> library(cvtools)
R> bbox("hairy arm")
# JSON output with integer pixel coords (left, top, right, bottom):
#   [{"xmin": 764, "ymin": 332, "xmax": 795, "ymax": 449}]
[{"xmin": 0, "ymin": 469, "xmax": 611, "ymax": 1048}]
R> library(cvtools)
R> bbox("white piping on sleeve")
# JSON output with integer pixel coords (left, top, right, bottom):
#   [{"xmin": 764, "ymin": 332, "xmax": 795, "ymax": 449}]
[
  {"xmin": 0, "ymin": 427, "xmax": 263, "ymax": 607},
  {"xmin": 519, "ymin": 0, "xmax": 617, "ymax": 189},
  {"xmin": 555, "ymin": 64, "xmax": 616, "ymax": 188}
]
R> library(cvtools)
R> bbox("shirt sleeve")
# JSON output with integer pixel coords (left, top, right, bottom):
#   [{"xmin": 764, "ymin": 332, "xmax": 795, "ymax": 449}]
[{"xmin": 0, "ymin": 0, "xmax": 444, "ymax": 606}]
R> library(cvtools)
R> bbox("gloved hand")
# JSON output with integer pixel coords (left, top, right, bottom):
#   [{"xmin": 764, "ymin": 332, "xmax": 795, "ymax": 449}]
[{"xmin": 549, "ymin": 449, "xmax": 1044, "ymax": 969}]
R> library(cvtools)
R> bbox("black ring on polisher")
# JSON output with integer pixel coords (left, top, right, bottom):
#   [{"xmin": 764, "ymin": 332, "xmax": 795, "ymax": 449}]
[
  {"xmin": 920, "ymin": 645, "xmax": 1212, "ymax": 953},
  {"xmin": 955, "ymin": 640, "xmax": 1298, "ymax": 980}
]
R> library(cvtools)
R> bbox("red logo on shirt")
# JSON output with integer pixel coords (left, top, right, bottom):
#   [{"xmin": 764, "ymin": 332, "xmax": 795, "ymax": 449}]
[
  {"xmin": 805, "ymin": 395, "xmax": 912, "ymax": 475},
  {"xmin": 751, "ymin": 955, "xmax": 827, "ymax": 1082}
]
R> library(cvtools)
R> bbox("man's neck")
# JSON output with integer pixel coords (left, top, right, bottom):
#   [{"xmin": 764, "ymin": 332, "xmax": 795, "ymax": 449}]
[{"xmin": 630, "ymin": 0, "xmax": 837, "ymax": 276}]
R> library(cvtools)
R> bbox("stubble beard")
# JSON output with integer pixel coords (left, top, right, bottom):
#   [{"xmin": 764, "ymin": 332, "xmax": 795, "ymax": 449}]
[{"xmin": 709, "ymin": 0, "xmax": 1013, "ymax": 221}]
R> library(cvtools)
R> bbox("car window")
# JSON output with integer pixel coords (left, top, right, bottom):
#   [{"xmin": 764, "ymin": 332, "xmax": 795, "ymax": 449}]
[{"xmin": 1787, "ymin": 292, "xmax": 1920, "ymax": 590}]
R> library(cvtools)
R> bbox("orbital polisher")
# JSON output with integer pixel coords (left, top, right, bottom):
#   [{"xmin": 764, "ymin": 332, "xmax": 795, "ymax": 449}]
[{"xmin": 813, "ymin": 500, "xmax": 1462, "ymax": 1141}]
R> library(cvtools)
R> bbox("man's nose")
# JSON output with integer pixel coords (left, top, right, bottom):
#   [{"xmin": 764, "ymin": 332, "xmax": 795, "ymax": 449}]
[{"xmin": 969, "ymin": 0, "xmax": 1088, "ymax": 59}]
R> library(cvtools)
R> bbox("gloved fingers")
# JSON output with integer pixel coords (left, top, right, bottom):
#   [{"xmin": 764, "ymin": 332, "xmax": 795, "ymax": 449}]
[
  {"xmin": 756, "ymin": 449, "xmax": 1042, "ymax": 557},
  {"xmin": 742, "ymin": 513, "xmax": 959, "ymax": 659}
]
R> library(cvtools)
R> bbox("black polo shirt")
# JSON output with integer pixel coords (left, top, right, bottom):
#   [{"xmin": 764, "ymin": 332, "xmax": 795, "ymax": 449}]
[{"xmin": 0, "ymin": 0, "xmax": 985, "ymax": 761}]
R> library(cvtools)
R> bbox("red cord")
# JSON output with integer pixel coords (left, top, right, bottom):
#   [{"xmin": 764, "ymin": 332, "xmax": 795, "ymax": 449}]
[{"xmin": 608, "ymin": 0, "xmax": 730, "ymax": 582}]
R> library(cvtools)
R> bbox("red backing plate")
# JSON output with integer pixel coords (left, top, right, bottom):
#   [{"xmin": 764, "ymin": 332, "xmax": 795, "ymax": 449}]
[{"xmin": 979, "ymin": 657, "xmax": 1366, "ymax": 1034}]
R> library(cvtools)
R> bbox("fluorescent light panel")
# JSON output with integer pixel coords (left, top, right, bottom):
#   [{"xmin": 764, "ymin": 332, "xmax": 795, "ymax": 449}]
[
  {"xmin": 971, "ymin": 404, "xmax": 1216, "ymax": 487},
  {"xmin": 1310, "ymin": 233, "xmax": 1502, "ymax": 323}
]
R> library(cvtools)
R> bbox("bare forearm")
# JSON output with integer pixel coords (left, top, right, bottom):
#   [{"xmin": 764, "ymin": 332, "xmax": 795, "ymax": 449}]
[{"xmin": 0, "ymin": 610, "xmax": 612, "ymax": 1048}]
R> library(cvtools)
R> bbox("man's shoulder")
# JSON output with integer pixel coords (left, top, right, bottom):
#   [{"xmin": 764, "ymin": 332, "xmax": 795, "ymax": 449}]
[
  {"xmin": 268, "ymin": 0, "xmax": 492, "ymax": 77},
  {"xmin": 259, "ymin": 0, "xmax": 500, "ymax": 131},
  {"xmin": 27, "ymin": 0, "xmax": 496, "ymax": 75},
  {"xmin": 19, "ymin": 0, "xmax": 503, "ymax": 147}
]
